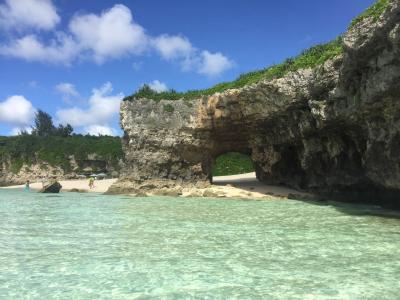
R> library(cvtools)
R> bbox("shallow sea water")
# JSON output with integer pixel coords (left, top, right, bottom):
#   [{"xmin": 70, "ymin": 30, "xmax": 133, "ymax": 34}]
[{"xmin": 0, "ymin": 189, "xmax": 400, "ymax": 299}]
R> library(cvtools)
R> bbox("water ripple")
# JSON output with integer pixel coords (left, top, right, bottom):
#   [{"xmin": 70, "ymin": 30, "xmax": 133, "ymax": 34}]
[{"xmin": 0, "ymin": 189, "xmax": 400, "ymax": 299}]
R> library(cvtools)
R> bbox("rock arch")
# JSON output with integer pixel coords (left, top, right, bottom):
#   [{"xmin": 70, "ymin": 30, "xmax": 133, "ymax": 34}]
[{"xmin": 110, "ymin": 2, "xmax": 400, "ymax": 206}]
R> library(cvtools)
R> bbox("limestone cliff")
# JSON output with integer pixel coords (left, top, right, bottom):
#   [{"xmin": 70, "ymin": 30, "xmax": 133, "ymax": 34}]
[
  {"xmin": 0, "ymin": 153, "xmax": 122, "ymax": 186},
  {"xmin": 111, "ymin": 0, "xmax": 400, "ymax": 206},
  {"xmin": 0, "ymin": 135, "xmax": 123, "ymax": 186}
]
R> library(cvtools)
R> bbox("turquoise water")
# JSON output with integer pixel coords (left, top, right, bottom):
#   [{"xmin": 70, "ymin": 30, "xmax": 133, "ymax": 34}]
[{"xmin": 1, "ymin": 189, "xmax": 400, "ymax": 299}]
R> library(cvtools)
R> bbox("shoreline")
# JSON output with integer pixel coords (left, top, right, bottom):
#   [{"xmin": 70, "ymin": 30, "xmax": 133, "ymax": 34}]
[
  {"xmin": 0, "ymin": 173, "xmax": 314, "ymax": 200},
  {"xmin": 1, "ymin": 178, "xmax": 117, "ymax": 194}
]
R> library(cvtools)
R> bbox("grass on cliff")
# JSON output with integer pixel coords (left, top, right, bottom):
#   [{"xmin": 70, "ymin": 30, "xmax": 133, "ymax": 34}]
[
  {"xmin": 125, "ymin": 0, "xmax": 388, "ymax": 103},
  {"xmin": 0, "ymin": 135, "xmax": 123, "ymax": 174},
  {"xmin": 212, "ymin": 152, "xmax": 254, "ymax": 177},
  {"xmin": 125, "ymin": 37, "xmax": 343, "ymax": 102},
  {"xmin": 349, "ymin": 0, "xmax": 389, "ymax": 29}
]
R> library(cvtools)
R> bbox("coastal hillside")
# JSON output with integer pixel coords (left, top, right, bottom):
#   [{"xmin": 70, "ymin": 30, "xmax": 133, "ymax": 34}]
[
  {"xmin": 111, "ymin": 0, "xmax": 400, "ymax": 206},
  {"xmin": 0, "ymin": 135, "xmax": 123, "ymax": 186},
  {"xmin": 0, "ymin": 110, "xmax": 123, "ymax": 186}
]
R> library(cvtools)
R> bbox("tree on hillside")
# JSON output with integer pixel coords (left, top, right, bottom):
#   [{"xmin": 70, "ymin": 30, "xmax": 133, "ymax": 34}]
[
  {"xmin": 32, "ymin": 110, "xmax": 74, "ymax": 137},
  {"xmin": 32, "ymin": 110, "xmax": 55, "ymax": 137},
  {"xmin": 55, "ymin": 124, "xmax": 73, "ymax": 137}
]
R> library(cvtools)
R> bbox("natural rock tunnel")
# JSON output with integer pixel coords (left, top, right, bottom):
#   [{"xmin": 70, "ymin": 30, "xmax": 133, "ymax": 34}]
[
  {"xmin": 211, "ymin": 152, "xmax": 254, "ymax": 180},
  {"xmin": 110, "ymin": 1, "xmax": 400, "ymax": 206}
]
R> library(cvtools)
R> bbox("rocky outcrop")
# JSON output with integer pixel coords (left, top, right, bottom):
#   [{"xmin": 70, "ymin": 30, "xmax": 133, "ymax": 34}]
[
  {"xmin": 0, "ymin": 154, "xmax": 122, "ymax": 186},
  {"xmin": 39, "ymin": 181, "xmax": 62, "ymax": 193},
  {"xmin": 111, "ymin": 0, "xmax": 400, "ymax": 207}
]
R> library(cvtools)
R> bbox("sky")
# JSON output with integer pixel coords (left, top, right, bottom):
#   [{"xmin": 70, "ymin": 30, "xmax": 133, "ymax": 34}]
[{"xmin": 0, "ymin": 0, "xmax": 375, "ymax": 136}]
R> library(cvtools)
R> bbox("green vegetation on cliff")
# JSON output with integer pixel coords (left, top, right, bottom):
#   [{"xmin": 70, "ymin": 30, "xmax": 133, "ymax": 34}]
[
  {"xmin": 0, "ymin": 135, "xmax": 122, "ymax": 174},
  {"xmin": 125, "ymin": 0, "xmax": 389, "ymax": 103},
  {"xmin": 212, "ymin": 152, "xmax": 254, "ymax": 176},
  {"xmin": 350, "ymin": 0, "xmax": 389, "ymax": 28},
  {"xmin": 0, "ymin": 109, "xmax": 123, "ymax": 174},
  {"xmin": 125, "ymin": 38, "xmax": 343, "ymax": 102}
]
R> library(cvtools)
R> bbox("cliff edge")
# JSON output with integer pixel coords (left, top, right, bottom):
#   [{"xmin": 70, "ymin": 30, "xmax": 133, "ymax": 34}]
[{"xmin": 110, "ymin": 0, "xmax": 400, "ymax": 206}]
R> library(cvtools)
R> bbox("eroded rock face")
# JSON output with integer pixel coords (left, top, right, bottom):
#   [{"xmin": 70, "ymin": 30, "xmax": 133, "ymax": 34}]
[
  {"xmin": 0, "ymin": 154, "xmax": 122, "ymax": 186},
  {"xmin": 111, "ymin": 1, "xmax": 400, "ymax": 206}
]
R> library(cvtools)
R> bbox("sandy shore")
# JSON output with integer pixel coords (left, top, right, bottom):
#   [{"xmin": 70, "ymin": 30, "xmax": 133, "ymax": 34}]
[
  {"xmin": 1, "ymin": 179, "xmax": 117, "ymax": 193},
  {"xmin": 1, "ymin": 172, "xmax": 312, "ymax": 199},
  {"xmin": 211, "ymin": 172, "xmax": 311, "ymax": 199}
]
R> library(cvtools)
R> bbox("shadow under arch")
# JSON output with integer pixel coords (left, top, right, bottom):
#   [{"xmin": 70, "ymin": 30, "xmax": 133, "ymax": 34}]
[{"xmin": 208, "ymin": 150, "xmax": 308, "ymax": 198}]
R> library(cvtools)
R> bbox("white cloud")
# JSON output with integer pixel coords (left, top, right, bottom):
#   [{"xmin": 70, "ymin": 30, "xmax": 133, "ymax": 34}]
[
  {"xmin": 0, "ymin": 3, "xmax": 234, "ymax": 76},
  {"xmin": 152, "ymin": 35, "xmax": 234, "ymax": 75},
  {"xmin": 0, "ymin": 34, "xmax": 78, "ymax": 65},
  {"xmin": 56, "ymin": 82, "xmax": 122, "ymax": 135},
  {"xmin": 198, "ymin": 51, "xmax": 234, "ymax": 76},
  {"xmin": 148, "ymin": 80, "xmax": 168, "ymax": 93},
  {"xmin": 84, "ymin": 125, "xmax": 116, "ymax": 136},
  {"xmin": 152, "ymin": 34, "xmax": 200, "ymax": 71},
  {"xmin": 55, "ymin": 83, "xmax": 78, "ymax": 97},
  {"xmin": 55, "ymin": 82, "xmax": 80, "ymax": 102},
  {"xmin": 69, "ymin": 4, "xmax": 148, "ymax": 63},
  {"xmin": 0, "ymin": 95, "xmax": 36, "ymax": 127},
  {"xmin": 0, "ymin": 0, "xmax": 60, "ymax": 31},
  {"xmin": 153, "ymin": 34, "xmax": 194, "ymax": 60},
  {"xmin": 0, "ymin": 4, "xmax": 148, "ymax": 65}
]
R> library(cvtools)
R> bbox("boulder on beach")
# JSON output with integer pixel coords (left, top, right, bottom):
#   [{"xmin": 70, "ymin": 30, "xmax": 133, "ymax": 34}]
[{"xmin": 39, "ymin": 181, "xmax": 62, "ymax": 193}]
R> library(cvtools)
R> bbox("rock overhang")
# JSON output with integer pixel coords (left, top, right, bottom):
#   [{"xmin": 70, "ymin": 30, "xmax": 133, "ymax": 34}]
[{"xmin": 110, "ymin": 0, "xmax": 400, "ymax": 207}]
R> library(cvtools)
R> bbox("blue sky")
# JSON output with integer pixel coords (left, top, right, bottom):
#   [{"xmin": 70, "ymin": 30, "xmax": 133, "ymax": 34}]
[{"xmin": 0, "ymin": 0, "xmax": 375, "ymax": 136}]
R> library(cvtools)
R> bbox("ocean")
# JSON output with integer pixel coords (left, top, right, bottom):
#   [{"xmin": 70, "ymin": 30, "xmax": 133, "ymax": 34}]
[{"xmin": 1, "ymin": 189, "xmax": 400, "ymax": 299}]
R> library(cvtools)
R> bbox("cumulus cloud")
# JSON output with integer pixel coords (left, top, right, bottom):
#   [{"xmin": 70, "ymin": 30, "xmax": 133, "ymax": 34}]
[
  {"xmin": 0, "ymin": 4, "xmax": 147, "ymax": 65},
  {"xmin": 152, "ymin": 34, "xmax": 202, "ymax": 72},
  {"xmin": 152, "ymin": 35, "xmax": 234, "ymax": 75},
  {"xmin": 55, "ymin": 82, "xmax": 80, "ymax": 102},
  {"xmin": 152, "ymin": 34, "xmax": 234, "ymax": 75},
  {"xmin": 69, "ymin": 4, "xmax": 148, "ymax": 63},
  {"xmin": 55, "ymin": 82, "xmax": 79, "ymax": 97},
  {"xmin": 56, "ymin": 82, "xmax": 122, "ymax": 136},
  {"xmin": 0, "ymin": 95, "xmax": 36, "ymax": 128},
  {"xmin": 0, "ymin": 3, "xmax": 234, "ymax": 75},
  {"xmin": 0, "ymin": 0, "xmax": 60, "ymax": 31},
  {"xmin": 198, "ymin": 51, "xmax": 234, "ymax": 76},
  {"xmin": 153, "ymin": 34, "xmax": 194, "ymax": 60},
  {"xmin": 148, "ymin": 80, "xmax": 168, "ymax": 93},
  {"xmin": 0, "ymin": 34, "xmax": 78, "ymax": 65}
]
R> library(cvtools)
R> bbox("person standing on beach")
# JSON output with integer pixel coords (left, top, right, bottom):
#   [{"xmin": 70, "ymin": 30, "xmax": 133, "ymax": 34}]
[
  {"xmin": 25, "ymin": 180, "xmax": 30, "ymax": 191},
  {"xmin": 89, "ymin": 177, "xmax": 94, "ymax": 189}
]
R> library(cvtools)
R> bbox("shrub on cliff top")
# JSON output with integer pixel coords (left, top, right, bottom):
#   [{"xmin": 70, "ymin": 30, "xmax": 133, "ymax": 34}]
[
  {"xmin": 163, "ymin": 104, "xmax": 175, "ymax": 113},
  {"xmin": 125, "ymin": 37, "xmax": 343, "ymax": 102},
  {"xmin": 349, "ymin": 0, "xmax": 389, "ymax": 29},
  {"xmin": 125, "ymin": 0, "xmax": 387, "ymax": 103}
]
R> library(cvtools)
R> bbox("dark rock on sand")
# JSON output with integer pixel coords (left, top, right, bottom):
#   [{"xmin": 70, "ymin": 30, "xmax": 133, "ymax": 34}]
[{"xmin": 40, "ymin": 181, "xmax": 62, "ymax": 193}]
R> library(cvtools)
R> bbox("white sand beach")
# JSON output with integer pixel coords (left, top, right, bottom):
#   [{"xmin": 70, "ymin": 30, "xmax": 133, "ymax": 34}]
[
  {"xmin": 1, "ymin": 172, "xmax": 312, "ymax": 199},
  {"xmin": 1, "ymin": 179, "xmax": 117, "ymax": 193},
  {"xmin": 211, "ymin": 172, "xmax": 311, "ymax": 199}
]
